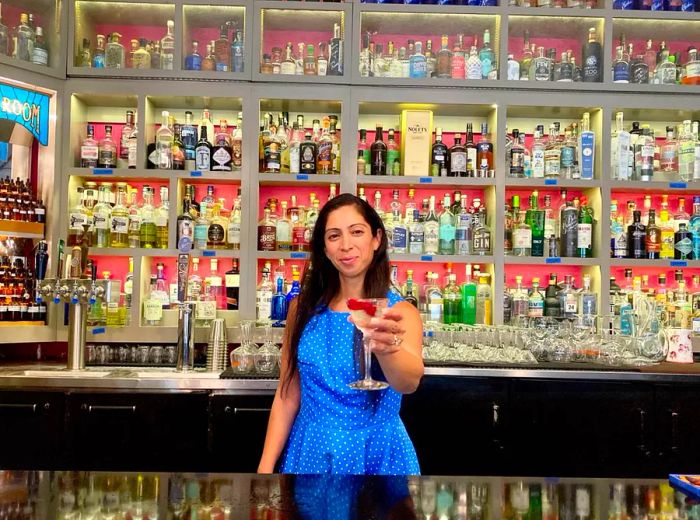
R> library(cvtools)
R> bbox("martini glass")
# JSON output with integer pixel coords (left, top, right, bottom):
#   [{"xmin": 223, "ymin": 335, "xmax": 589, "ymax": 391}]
[{"xmin": 347, "ymin": 297, "xmax": 389, "ymax": 390}]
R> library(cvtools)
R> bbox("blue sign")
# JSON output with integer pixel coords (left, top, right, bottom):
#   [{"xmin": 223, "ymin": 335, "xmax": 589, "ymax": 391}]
[{"xmin": 0, "ymin": 83, "xmax": 50, "ymax": 146}]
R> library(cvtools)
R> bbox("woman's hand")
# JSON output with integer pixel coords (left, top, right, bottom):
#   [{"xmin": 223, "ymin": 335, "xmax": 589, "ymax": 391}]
[{"xmin": 349, "ymin": 307, "xmax": 406, "ymax": 355}]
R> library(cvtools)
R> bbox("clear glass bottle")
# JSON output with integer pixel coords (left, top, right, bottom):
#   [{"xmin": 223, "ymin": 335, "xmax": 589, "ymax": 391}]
[
  {"xmin": 438, "ymin": 195, "xmax": 455, "ymax": 255},
  {"xmin": 512, "ymin": 196, "xmax": 532, "ymax": 257},
  {"xmin": 155, "ymin": 186, "xmax": 169, "ymax": 249},
  {"xmin": 472, "ymin": 208, "xmax": 492, "ymax": 255},
  {"xmin": 139, "ymin": 186, "xmax": 157, "ymax": 248},
  {"xmin": 92, "ymin": 184, "xmax": 112, "ymax": 248},
  {"xmin": 475, "ymin": 274, "xmax": 492, "ymax": 325},
  {"xmin": 110, "ymin": 182, "xmax": 129, "ymax": 248},
  {"xmin": 98, "ymin": 125, "xmax": 117, "ymax": 168},
  {"xmin": 661, "ymin": 126, "xmax": 679, "ymax": 173},
  {"xmin": 143, "ymin": 276, "xmax": 163, "ymax": 326},
  {"xmin": 14, "ymin": 13, "xmax": 33, "ymax": 61},
  {"xmin": 160, "ymin": 20, "xmax": 175, "ymax": 70},
  {"xmin": 511, "ymin": 275, "xmax": 529, "ymax": 323},
  {"xmin": 423, "ymin": 196, "xmax": 439, "ymax": 255},
  {"xmin": 105, "ymin": 32, "xmax": 125, "ymax": 68},
  {"xmin": 80, "ymin": 124, "xmax": 99, "ymax": 168},
  {"xmin": 528, "ymin": 278, "xmax": 544, "ymax": 317}
]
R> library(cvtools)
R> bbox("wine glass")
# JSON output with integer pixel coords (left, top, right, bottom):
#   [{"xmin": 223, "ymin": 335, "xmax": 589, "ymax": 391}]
[{"xmin": 347, "ymin": 297, "xmax": 389, "ymax": 390}]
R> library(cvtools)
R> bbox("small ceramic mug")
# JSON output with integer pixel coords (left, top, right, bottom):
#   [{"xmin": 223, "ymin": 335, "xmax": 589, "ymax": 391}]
[{"xmin": 661, "ymin": 328, "xmax": 694, "ymax": 364}]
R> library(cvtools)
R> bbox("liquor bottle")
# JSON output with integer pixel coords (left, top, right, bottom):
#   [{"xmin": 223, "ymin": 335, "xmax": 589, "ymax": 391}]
[
  {"xmin": 109, "ymin": 183, "xmax": 129, "ymax": 248},
  {"xmin": 257, "ymin": 208, "xmax": 277, "ymax": 251},
  {"xmin": 473, "ymin": 208, "xmax": 492, "ymax": 255},
  {"xmin": 409, "ymin": 41, "xmax": 427, "ymax": 79},
  {"xmin": 371, "ymin": 125, "xmax": 387, "ymax": 175},
  {"xmin": 105, "ymin": 32, "xmax": 125, "ymax": 69},
  {"xmin": 139, "ymin": 186, "xmax": 157, "ymax": 248},
  {"xmin": 155, "ymin": 111, "xmax": 173, "ymax": 170},
  {"xmin": 209, "ymin": 119, "xmax": 233, "ymax": 172},
  {"xmin": 528, "ymin": 278, "xmax": 544, "ymax": 318},
  {"xmin": 455, "ymin": 197, "xmax": 473, "ymax": 256},
  {"xmin": 610, "ymin": 201, "xmax": 627, "ymax": 258},
  {"xmin": 660, "ymin": 126, "xmax": 678, "ymax": 173},
  {"xmin": 224, "ymin": 258, "xmax": 240, "ymax": 311},
  {"xmin": 299, "ymin": 132, "xmax": 317, "ymax": 175},
  {"xmin": 408, "ymin": 210, "xmax": 424, "ymax": 255},
  {"xmin": 195, "ymin": 126, "xmax": 212, "ymax": 171},
  {"xmin": 557, "ymin": 275, "xmax": 578, "ymax": 319},
  {"xmin": 185, "ymin": 40, "xmax": 202, "ymax": 70},
  {"xmin": 627, "ymin": 210, "xmax": 646, "ymax": 259},
  {"xmin": 613, "ymin": 46, "xmax": 630, "ymax": 83},
  {"xmin": 576, "ymin": 198, "xmax": 594, "ymax": 258},
  {"xmin": 286, "ymin": 270, "xmax": 301, "ymax": 306},
  {"xmin": 475, "ymin": 274, "xmax": 492, "ymax": 325},
  {"xmin": 276, "ymin": 201, "xmax": 292, "ymax": 251},
  {"xmin": 675, "ymin": 223, "xmax": 694, "ymax": 259},
  {"xmin": 92, "ymin": 184, "xmax": 112, "ymax": 248},
  {"xmin": 544, "ymin": 124, "xmax": 561, "ymax": 178},
  {"xmin": 544, "ymin": 273, "xmax": 561, "ymax": 318},
  {"xmin": 132, "ymin": 39, "xmax": 150, "ymax": 69},
  {"xmin": 438, "ymin": 195, "xmax": 456, "ymax": 255},
  {"xmin": 213, "ymin": 24, "xmax": 230, "ymax": 72},
  {"xmin": 81, "ymin": 124, "xmax": 99, "ymax": 168},
  {"xmin": 464, "ymin": 124, "xmax": 478, "ymax": 177},
  {"xmin": 227, "ymin": 190, "xmax": 242, "ymax": 250},
  {"xmin": 231, "ymin": 30, "xmax": 244, "ymax": 73},
  {"xmin": 98, "ymin": 125, "xmax": 117, "ymax": 168},
  {"xmin": 560, "ymin": 200, "xmax": 578, "ymax": 257},
  {"xmin": 207, "ymin": 259, "xmax": 225, "ymax": 310},
  {"xmin": 660, "ymin": 204, "xmax": 675, "ymax": 259},
  {"xmin": 582, "ymin": 27, "xmax": 602, "ymax": 82},
  {"xmin": 207, "ymin": 206, "xmax": 227, "ymax": 249},
  {"xmin": 645, "ymin": 208, "xmax": 661, "ymax": 259},
  {"xmin": 171, "ymin": 124, "xmax": 185, "ymax": 171},
  {"xmin": 675, "ymin": 197, "xmax": 690, "ymax": 230},
  {"xmin": 678, "ymin": 120, "xmax": 695, "ymax": 181},
  {"xmin": 479, "ymin": 30, "xmax": 495, "ymax": 79},
  {"xmin": 476, "ymin": 123, "xmax": 493, "ymax": 178},
  {"xmin": 177, "ymin": 197, "xmax": 194, "ymax": 248},
  {"xmin": 386, "ymin": 129, "xmax": 400, "ymax": 176},
  {"xmin": 193, "ymin": 202, "xmax": 210, "ymax": 250},
  {"xmin": 400, "ymin": 270, "xmax": 418, "ymax": 308},
  {"xmin": 526, "ymin": 192, "xmax": 545, "ymax": 257},
  {"xmin": 436, "ymin": 35, "xmax": 451, "ymax": 78},
  {"xmin": 431, "ymin": 128, "xmax": 449, "ymax": 177},
  {"xmin": 510, "ymin": 276, "xmax": 528, "ymax": 323},
  {"xmin": 689, "ymin": 196, "xmax": 700, "ymax": 259},
  {"xmin": 560, "ymin": 126, "xmax": 578, "ymax": 179},
  {"xmin": 509, "ymin": 130, "xmax": 525, "ymax": 178},
  {"xmin": 443, "ymin": 274, "xmax": 462, "ymax": 324},
  {"xmin": 159, "ymin": 20, "xmax": 175, "ymax": 70},
  {"xmin": 459, "ymin": 265, "xmax": 477, "ymax": 325},
  {"xmin": 466, "ymin": 45, "xmax": 481, "ymax": 80},
  {"xmin": 611, "ymin": 112, "xmax": 632, "ymax": 180},
  {"xmin": 179, "ymin": 111, "xmax": 197, "ymax": 170},
  {"xmin": 125, "ymin": 188, "xmax": 140, "ymax": 249},
  {"xmin": 530, "ymin": 46, "xmax": 551, "ymax": 81},
  {"xmin": 423, "ymin": 196, "xmax": 439, "ymax": 255},
  {"xmin": 512, "ymin": 196, "xmax": 531, "ymax": 257},
  {"xmin": 143, "ymin": 276, "xmax": 163, "ymax": 326}
]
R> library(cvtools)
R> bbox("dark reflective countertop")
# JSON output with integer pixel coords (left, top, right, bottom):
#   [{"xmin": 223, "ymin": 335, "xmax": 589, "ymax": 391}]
[{"xmin": 1, "ymin": 470, "xmax": 698, "ymax": 519}]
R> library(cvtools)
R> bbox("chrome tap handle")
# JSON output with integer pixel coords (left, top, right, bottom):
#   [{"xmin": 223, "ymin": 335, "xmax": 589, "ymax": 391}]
[
  {"xmin": 52, "ymin": 279, "xmax": 62, "ymax": 304},
  {"xmin": 70, "ymin": 280, "xmax": 81, "ymax": 305}
]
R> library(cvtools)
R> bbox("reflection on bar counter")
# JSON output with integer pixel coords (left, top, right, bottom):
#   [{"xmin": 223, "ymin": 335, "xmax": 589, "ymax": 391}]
[{"xmin": 6, "ymin": 470, "xmax": 700, "ymax": 519}]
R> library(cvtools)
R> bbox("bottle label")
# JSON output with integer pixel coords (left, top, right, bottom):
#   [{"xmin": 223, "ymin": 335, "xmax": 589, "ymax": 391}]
[
  {"xmin": 225, "ymin": 274, "xmax": 240, "ymax": 288},
  {"xmin": 613, "ymin": 62, "xmax": 630, "ymax": 82},
  {"xmin": 577, "ymin": 223, "xmax": 592, "ymax": 248},
  {"xmin": 227, "ymin": 222, "xmax": 241, "ymax": 246},
  {"xmin": 467, "ymin": 59, "xmax": 481, "ymax": 80},
  {"xmin": 424, "ymin": 224, "xmax": 439, "ymax": 252},
  {"xmin": 583, "ymin": 54, "xmax": 600, "ymax": 80},
  {"xmin": 561, "ymin": 146, "xmax": 575, "ymax": 167},
  {"xmin": 81, "ymin": 145, "xmax": 99, "ymax": 161},
  {"xmin": 480, "ymin": 57, "xmax": 492, "ymax": 79},
  {"xmin": 532, "ymin": 149, "xmax": 545, "ymax": 177},
  {"xmin": 528, "ymin": 300, "xmax": 544, "ymax": 317},
  {"xmin": 258, "ymin": 225, "xmax": 276, "ymax": 250},
  {"xmin": 535, "ymin": 58, "xmax": 550, "ymax": 81},
  {"xmin": 409, "ymin": 230, "xmax": 424, "ymax": 254},
  {"xmin": 195, "ymin": 147, "xmax": 210, "ymax": 170},
  {"xmin": 31, "ymin": 48, "xmax": 49, "ymax": 66},
  {"xmin": 439, "ymin": 223, "xmax": 456, "ymax": 242},
  {"xmin": 473, "ymin": 230, "xmax": 491, "ymax": 253},
  {"xmin": 208, "ymin": 224, "xmax": 225, "ymax": 244},
  {"xmin": 70, "ymin": 212, "xmax": 88, "ymax": 230},
  {"xmin": 300, "ymin": 144, "xmax": 316, "ymax": 173},
  {"xmin": 110, "ymin": 216, "xmax": 128, "ymax": 234},
  {"xmin": 393, "ymin": 226, "xmax": 407, "ymax": 250},
  {"xmin": 317, "ymin": 141, "xmax": 332, "ymax": 172},
  {"xmin": 212, "ymin": 147, "xmax": 232, "ymax": 170},
  {"xmin": 93, "ymin": 213, "xmax": 109, "ymax": 230},
  {"xmin": 676, "ymin": 237, "xmax": 693, "ymax": 256},
  {"xmin": 98, "ymin": 150, "xmax": 115, "ymax": 167},
  {"xmin": 292, "ymin": 226, "xmax": 308, "ymax": 249},
  {"xmin": 514, "ymin": 229, "xmax": 532, "ymax": 249},
  {"xmin": 143, "ymin": 300, "xmax": 163, "ymax": 322},
  {"xmin": 257, "ymin": 291, "xmax": 273, "ymax": 320},
  {"xmin": 451, "ymin": 151, "xmax": 467, "ymax": 175}
]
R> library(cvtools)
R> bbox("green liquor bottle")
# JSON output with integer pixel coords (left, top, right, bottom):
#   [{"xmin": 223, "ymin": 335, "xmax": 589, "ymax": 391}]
[
  {"xmin": 525, "ymin": 191, "xmax": 545, "ymax": 257},
  {"xmin": 459, "ymin": 264, "xmax": 477, "ymax": 325},
  {"xmin": 443, "ymin": 274, "xmax": 462, "ymax": 324}
]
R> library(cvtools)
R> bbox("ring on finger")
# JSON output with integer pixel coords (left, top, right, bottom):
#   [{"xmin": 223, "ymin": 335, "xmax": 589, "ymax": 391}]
[{"xmin": 392, "ymin": 334, "xmax": 403, "ymax": 346}]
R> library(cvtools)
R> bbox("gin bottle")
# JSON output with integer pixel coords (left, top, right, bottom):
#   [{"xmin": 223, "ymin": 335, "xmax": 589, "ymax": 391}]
[
  {"xmin": 139, "ymin": 186, "xmax": 157, "ymax": 248},
  {"xmin": 438, "ymin": 195, "xmax": 456, "ymax": 255},
  {"xmin": 528, "ymin": 278, "xmax": 544, "ymax": 317},
  {"xmin": 105, "ymin": 33, "xmax": 125, "ymax": 68},
  {"xmin": 472, "ymin": 208, "xmax": 492, "ymax": 255},
  {"xmin": 475, "ymin": 274, "xmax": 492, "ymax": 325},
  {"xmin": 155, "ymin": 111, "xmax": 173, "ymax": 170},
  {"xmin": 511, "ymin": 276, "xmax": 529, "ymax": 323},
  {"xmin": 160, "ymin": 20, "xmax": 175, "ymax": 70},
  {"xmin": 423, "ymin": 196, "xmax": 439, "ymax": 255}
]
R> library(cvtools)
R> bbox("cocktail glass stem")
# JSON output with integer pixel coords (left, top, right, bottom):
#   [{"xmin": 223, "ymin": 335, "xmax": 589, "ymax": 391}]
[{"xmin": 363, "ymin": 335, "xmax": 373, "ymax": 385}]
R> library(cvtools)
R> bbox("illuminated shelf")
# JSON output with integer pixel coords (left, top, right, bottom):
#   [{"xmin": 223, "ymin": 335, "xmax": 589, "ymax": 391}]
[
  {"xmin": 69, "ymin": 168, "xmax": 242, "ymax": 181},
  {"xmin": 390, "ymin": 253, "xmax": 495, "ymax": 264},
  {"xmin": 258, "ymin": 173, "xmax": 341, "ymax": 185},
  {"xmin": 88, "ymin": 248, "xmax": 240, "ymax": 258},
  {"xmin": 505, "ymin": 178, "xmax": 600, "ymax": 188},
  {"xmin": 609, "ymin": 258, "xmax": 700, "ymax": 268},
  {"xmin": 357, "ymin": 175, "xmax": 495, "ymax": 187},
  {"xmin": 504, "ymin": 256, "xmax": 600, "ymax": 266},
  {"xmin": 0, "ymin": 221, "xmax": 45, "ymax": 239}
]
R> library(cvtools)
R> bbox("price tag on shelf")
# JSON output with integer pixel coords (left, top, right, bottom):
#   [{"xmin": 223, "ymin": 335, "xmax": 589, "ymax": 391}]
[
  {"xmin": 190, "ymin": 170, "xmax": 202, "ymax": 177},
  {"xmin": 420, "ymin": 255, "xmax": 433, "ymax": 261},
  {"xmin": 296, "ymin": 174, "xmax": 309, "ymax": 181},
  {"xmin": 290, "ymin": 252, "xmax": 307, "ymax": 259},
  {"xmin": 419, "ymin": 178, "xmax": 433, "ymax": 184},
  {"xmin": 670, "ymin": 182, "xmax": 687, "ymax": 189},
  {"xmin": 202, "ymin": 250, "xmax": 216, "ymax": 257},
  {"xmin": 544, "ymin": 179, "xmax": 558, "ymax": 186},
  {"xmin": 92, "ymin": 169, "xmax": 113, "ymax": 175},
  {"xmin": 670, "ymin": 260, "xmax": 688, "ymax": 267},
  {"xmin": 91, "ymin": 327, "xmax": 106, "ymax": 335},
  {"xmin": 546, "ymin": 257, "xmax": 562, "ymax": 264}
]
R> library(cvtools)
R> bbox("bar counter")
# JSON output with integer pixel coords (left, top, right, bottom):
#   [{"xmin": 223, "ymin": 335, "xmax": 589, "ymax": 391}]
[
  {"xmin": 1, "ymin": 362, "xmax": 700, "ymax": 391},
  {"xmin": 1, "ymin": 470, "xmax": 698, "ymax": 519}
]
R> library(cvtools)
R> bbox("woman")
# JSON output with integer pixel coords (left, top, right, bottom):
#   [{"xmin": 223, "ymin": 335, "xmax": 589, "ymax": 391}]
[{"xmin": 258, "ymin": 193, "xmax": 423, "ymax": 475}]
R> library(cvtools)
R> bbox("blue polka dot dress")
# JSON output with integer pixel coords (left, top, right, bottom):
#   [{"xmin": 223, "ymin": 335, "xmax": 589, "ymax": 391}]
[{"xmin": 279, "ymin": 291, "xmax": 420, "ymax": 475}]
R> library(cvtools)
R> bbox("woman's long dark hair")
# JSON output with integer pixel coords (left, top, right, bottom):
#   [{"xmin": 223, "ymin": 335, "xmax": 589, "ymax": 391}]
[{"xmin": 281, "ymin": 193, "xmax": 390, "ymax": 395}]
